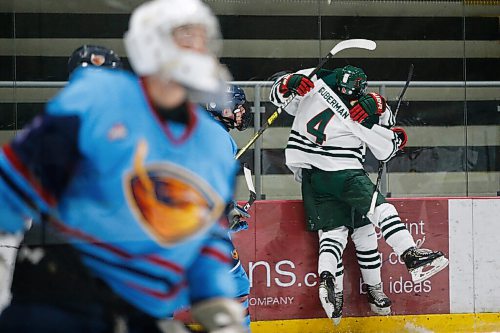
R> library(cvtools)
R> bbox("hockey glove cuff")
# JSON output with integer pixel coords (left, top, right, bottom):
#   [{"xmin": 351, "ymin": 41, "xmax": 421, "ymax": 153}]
[
  {"xmin": 392, "ymin": 127, "xmax": 408, "ymax": 150},
  {"xmin": 279, "ymin": 74, "xmax": 314, "ymax": 97}
]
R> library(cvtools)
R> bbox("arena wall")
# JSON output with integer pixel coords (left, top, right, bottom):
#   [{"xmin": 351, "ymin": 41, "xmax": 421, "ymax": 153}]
[{"xmin": 231, "ymin": 197, "xmax": 500, "ymax": 332}]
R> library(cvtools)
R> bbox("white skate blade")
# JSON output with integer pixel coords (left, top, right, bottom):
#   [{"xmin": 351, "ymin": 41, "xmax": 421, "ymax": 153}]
[
  {"xmin": 370, "ymin": 303, "xmax": 391, "ymax": 316},
  {"xmin": 332, "ymin": 316, "xmax": 342, "ymax": 326},
  {"xmin": 411, "ymin": 256, "xmax": 449, "ymax": 284}
]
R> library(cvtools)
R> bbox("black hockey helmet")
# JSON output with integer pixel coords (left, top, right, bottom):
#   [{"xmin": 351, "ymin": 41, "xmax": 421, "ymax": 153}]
[
  {"xmin": 67, "ymin": 45, "xmax": 123, "ymax": 76},
  {"xmin": 335, "ymin": 65, "xmax": 368, "ymax": 100}
]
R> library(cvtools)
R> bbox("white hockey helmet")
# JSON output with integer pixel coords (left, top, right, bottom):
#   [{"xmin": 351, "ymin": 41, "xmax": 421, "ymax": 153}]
[{"xmin": 124, "ymin": 0, "xmax": 230, "ymax": 93}]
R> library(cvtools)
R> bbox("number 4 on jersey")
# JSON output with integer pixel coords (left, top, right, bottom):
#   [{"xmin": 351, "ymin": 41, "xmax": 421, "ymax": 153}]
[{"xmin": 306, "ymin": 109, "xmax": 334, "ymax": 144}]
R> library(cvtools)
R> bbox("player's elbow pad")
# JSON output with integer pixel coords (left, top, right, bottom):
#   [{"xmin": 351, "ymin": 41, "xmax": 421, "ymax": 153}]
[{"xmin": 367, "ymin": 125, "xmax": 399, "ymax": 162}]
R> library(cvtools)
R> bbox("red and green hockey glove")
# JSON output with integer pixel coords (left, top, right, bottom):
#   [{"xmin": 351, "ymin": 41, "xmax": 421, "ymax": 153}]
[
  {"xmin": 349, "ymin": 92, "xmax": 387, "ymax": 129},
  {"xmin": 279, "ymin": 74, "xmax": 315, "ymax": 98}
]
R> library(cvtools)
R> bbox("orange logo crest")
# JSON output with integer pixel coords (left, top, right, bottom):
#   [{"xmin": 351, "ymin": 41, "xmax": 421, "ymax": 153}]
[{"xmin": 125, "ymin": 141, "xmax": 225, "ymax": 246}]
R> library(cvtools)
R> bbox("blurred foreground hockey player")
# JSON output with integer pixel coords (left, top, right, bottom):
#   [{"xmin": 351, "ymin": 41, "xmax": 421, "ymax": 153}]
[
  {"xmin": 270, "ymin": 65, "xmax": 448, "ymax": 325},
  {"xmin": 0, "ymin": 44, "xmax": 122, "ymax": 313},
  {"xmin": 0, "ymin": 1, "xmax": 247, "ymax": 332}
]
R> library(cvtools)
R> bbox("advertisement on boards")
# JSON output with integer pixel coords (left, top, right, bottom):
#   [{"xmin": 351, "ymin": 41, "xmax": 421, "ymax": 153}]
[{"xmin": 232, "ymin": 199, "xmax": 450, "ymax": 321}]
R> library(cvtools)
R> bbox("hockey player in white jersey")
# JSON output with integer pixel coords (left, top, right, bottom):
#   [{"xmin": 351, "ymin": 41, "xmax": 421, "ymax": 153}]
[
  {"xmin": 269, "ymin": 67, "xmax": 392, "ymax": 323},
  {"xmin": 270, "ymin": 65, "xmax": 448, "ymax": 325}
]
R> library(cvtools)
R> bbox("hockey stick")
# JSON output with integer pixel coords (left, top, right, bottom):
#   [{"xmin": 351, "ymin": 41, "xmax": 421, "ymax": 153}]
[
  {"xmin": 234, "ymin": 39, "xmax": 377, "ymax": 160},
  {"xmin": 229, "ymin": 164, "xmax": 256, "ymax": 229},
  {"xmin": 241, "ymin": 163, "xmax": 256, "ymax": 212},
  {"xmin": 368, "ymin": 64, "xmax": 414, "ymax": 215}
]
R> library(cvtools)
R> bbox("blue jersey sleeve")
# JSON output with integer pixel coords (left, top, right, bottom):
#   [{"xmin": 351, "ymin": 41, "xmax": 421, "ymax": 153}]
[
  {"xmin": 229, "ymin": 135, "xmax": 238, "ymax": 156},
  {"xmin": 186, "ymin": 224, "xmax": 237, "ymax": 303},
  {"xmin": 10, "ymin": 114, "xmax": 81, "ymax": 199},
  {"xmin": 0, "ymin": 114, "xmax": 81, "ymax": 232},
  {"xmin": 0, "ymin": 70, "xmax": 101, "ymax": 232}
]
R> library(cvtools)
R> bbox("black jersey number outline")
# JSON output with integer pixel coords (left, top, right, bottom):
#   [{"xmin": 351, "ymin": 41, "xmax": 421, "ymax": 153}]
[{"xmin": 306, "ymin": 109, "xmax": 334, "ymax": 144}]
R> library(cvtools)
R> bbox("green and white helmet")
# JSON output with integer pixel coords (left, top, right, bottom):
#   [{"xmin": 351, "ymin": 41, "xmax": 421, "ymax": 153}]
[{"xmin": 336, "ymin": 65, "xmax": 368, "ymax": 100}]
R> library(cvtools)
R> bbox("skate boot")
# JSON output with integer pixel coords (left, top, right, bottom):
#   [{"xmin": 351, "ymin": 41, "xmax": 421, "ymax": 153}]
[
  {"xmin": 401, "ymin": 247, "xmax": 449, "ymax": 283},
  {"xmin": 319, "ymin": 271, "xmax": 342, "ymax": 325},
  {"xmin": 367, "ymin": 282, "xmax": 392, "ymax": 315},
  {"xmin": 333, "ymin": 291, "xmax": 344, "ymax": 322}
]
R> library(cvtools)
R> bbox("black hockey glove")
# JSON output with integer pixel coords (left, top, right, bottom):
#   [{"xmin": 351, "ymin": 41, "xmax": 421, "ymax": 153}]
[
  {"xmin": 349, "ymin": 92, "xmax": 387, "ymax": 129},
  {"xmin": 227, "ymin": 202, "xmax": 250, "ymax": 232},
  {"xmin": 230, "ymin": 220, "xmax": 249, "ymax": 233},
  {"xmin": 279, "ymin": 74, "xmax": 314, "ymax": 98}
]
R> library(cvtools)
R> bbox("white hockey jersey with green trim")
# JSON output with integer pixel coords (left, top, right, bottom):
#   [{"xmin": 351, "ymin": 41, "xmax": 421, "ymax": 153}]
[{"xmin": 269, "ymin": 68, "xmax": 399, "ymax": 182}]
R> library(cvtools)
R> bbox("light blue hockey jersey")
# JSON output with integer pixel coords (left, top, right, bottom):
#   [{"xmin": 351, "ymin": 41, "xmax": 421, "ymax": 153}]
[{"xmin": 0, "ymin": 68, "xmax": 239, "ymax": 318}]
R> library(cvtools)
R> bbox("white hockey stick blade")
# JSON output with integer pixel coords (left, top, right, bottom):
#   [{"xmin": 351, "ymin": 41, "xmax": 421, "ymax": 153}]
[
  {"xmin": 368, "ymin": 191, "xmax": 378, "ymax": 216},
  {"xmin": 329, "ymin": 39, "xmax": 376, "ymax": 57},
  {"xmin": 243, "ymin": 165, "xmax": 256, "ymax": 194},
  {"xmin": 242, "ymin": 164, "xmax": 257, "ymax": 212},
  {"xmin": 410, "ymin": 256, "xmax": 449, "ymax": 284}
]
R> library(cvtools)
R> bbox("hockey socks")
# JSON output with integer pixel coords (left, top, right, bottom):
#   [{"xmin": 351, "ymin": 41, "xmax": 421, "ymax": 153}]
[
  {"xmin": 370, "ymin": 203, "xmax": 448, "ymax": 283},
  {"xmin": 351, "ymin": 224, "xmax": 382, "ymax": 286},
  {"xmin": 318, "ymin": 227, "xmax": 349, "ymax": 276},
  {"xmin": 351, "ymin": 224, "xmax": 391, "ymax": 315},
  {"xmin": 368, "ymin": 203, "xmax": 416, "ymax": 255}
]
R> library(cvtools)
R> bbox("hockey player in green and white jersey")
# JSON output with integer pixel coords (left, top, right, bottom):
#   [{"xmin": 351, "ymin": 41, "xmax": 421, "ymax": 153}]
[{"xmin": 269, "ymin": 65, "xmax": 449, "ymax": 325}]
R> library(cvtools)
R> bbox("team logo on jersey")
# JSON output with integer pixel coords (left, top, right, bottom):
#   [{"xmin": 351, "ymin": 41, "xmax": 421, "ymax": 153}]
[
  {"xmin": 231, "ymin": 249, "xmax": 239, "ymax": 260},
  {"xmin": 124, "ymin": 140, "xmax": 225, "ymax": 246},
  {"xmin": 107, "ymin": 123, "xmax": 128, "ymax": 141}
]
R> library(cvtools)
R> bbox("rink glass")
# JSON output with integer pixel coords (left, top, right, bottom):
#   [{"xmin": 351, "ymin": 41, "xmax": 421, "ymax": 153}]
[{"xmin": 0, "ymin": 0, "xmax": 498, "ymax": 328}]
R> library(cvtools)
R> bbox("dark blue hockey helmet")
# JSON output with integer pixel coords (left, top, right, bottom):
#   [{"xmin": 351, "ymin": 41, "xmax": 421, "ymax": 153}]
[
  {"xmin": 206, "ymin": 84, "xmax": 250, "ymax": 131},
  {"xmin": 67, "ymin": 45, "xmax": 123, "ymax": 76}
]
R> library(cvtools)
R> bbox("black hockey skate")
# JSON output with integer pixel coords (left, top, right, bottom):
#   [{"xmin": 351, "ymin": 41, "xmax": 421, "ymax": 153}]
[
  {"xmin": 319, "ymin": 271, "xmax": 343, "ymax": 325},
  {"xmin": 367, "ymin": 282, "xmax": 392, "ymax": 315},
  {"xmin": 402, "ymin": 247, "xmax": 449, "ymax": 283},
  {"xmin": 333, "ymin": 291, "xmax": 343, "ymax": 321}
]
